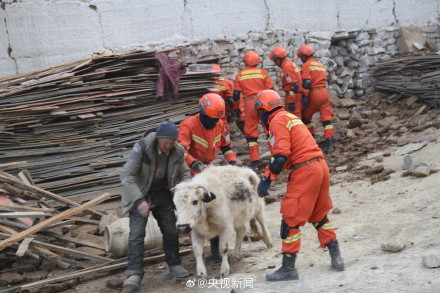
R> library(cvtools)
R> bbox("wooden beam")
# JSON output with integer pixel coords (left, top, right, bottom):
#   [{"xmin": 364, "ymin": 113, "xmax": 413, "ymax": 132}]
[
  {"xmin": 0, "ymin": 172, "xmax": 105, "ymax": 217},
  {"xmin": 0, "ymin": 192, "xmax": 110, "ymax": 251},
  {"xmin": 16, "ymin": 237, "xmax": 34, "ymax": 257},
  {"xmin": 3, "ymin": 249, "xmax": 192, "ymax": 293},
  {"xmin": 0, "ymin": 161, "xmax": 28, "ymax": 168},
  {"xmin": 0, "ymin": 225, "xmax": 71, "ymax": 269},
  {"xmin": 0, "ymin": 211, "xmax": 53, "ymax": 218}
]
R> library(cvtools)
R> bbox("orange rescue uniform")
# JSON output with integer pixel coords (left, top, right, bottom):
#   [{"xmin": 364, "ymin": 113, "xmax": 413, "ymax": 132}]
[
  {"xmin": 178, "ymin": 114, "xmax": 237, "ymax": 172},
  {"xmin": 301, "ymin": 57, "xmax": 334, "ymax": 138},
  {"xmin": 263, "ymin": 109, "xmax": 337, "ymax": 254},
  {"xmin": 210, "ymin": 77, "xmax": 235, "ymax": 130},
  {"xmin": 279, "ymin": 58, "xmax": 303, "ymax": 118},
  {"xmin": 234, "ymin": 66, "xmax": 274, "ymax": 162}
]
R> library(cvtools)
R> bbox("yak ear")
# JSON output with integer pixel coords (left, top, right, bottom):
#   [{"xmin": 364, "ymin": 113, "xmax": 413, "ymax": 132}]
[{"xmin": 202, "ymin": 191, "xmax": 216, "ymax": 203}]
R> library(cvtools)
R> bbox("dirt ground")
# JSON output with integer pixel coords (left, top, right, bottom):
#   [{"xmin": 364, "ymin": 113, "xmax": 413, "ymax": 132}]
[{"xmin": 62, "ymin": 95, "xmax": 440, "ymax": 293}]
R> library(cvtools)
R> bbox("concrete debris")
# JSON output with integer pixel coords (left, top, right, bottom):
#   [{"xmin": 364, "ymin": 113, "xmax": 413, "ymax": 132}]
[
  {"xmin": 381, "ymin": 229, "xmax": 408, "ymax": 252},
  {"xmin": 335, "ymin": 166, "xmax": 348, "ymax": 172},
  {"xmin": 422, "ymin": 254, "xmax": 440, "ymax": 269},
  {"xmin": 395, "ymin": 142, "xmax": 428, "ymax": 156},
  {"xmin": 412, "ymin": 165, "xmax": 431, "ymax": 177},
  {"xmin": 366, "ymin": 152, "xmax": 384, "ymax": 160},
  {"xmin": 403, "ymin": 155, "xmax": 413, "ymax": 170}
]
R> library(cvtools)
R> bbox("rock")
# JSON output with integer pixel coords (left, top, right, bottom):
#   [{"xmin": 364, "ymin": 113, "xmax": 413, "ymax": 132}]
[
  {"xmin": 367, "ymin": 152, "xmax": 384, "ymax": 160},
  {"xmin": 335, "ymin": 166, "xmax": 348, "ymax": 172},
  {"xmin": 422, "ymin": 254, "xmax": 440, "ymax": 269},
  {"xmin": 381, "ymin": 228, "xmax": 408, "ymax": 252},
  {"xmin": 394, "ymin": 141, "xmax": 428, "ymax": 156},
  {"xmin": 403, "ymin": 155, "xmax": 413, "ymax": 170},
  {"xmin": 347, "ymin": 113, "xmax": 363, "ymax": 129},
  {"xmin": 106, "ymin": 278, "xmax": 124, "ymax": 289},
  {"xmin": 398, "ymin": 126, "xmax": 408, "ymax": 133},
  {"xmin": 397, "ymin": 136, "xmax": 411, "ymax": 146},
  {"xmin": 337, "ymin": 111, "xmax": 350, "ymax": 120},
  {"xmin": 346, "ymin": 129, "xmax": 356, "ymax": 138},
  {"xmin": 339, "ymin": 98, "xmax": 357, "ymax": 108},
  {"xmin": 0, "ymin": 272, "xmax": 25, "ymax": 285},
  {"xmin": 405, "ymin": 96, "xmax": 419, "ymax": 107},
  {"xmin": 365, "ymin": 165, "xmax": 384, "ymax": 175},
  {"xmin": 24, "ymin": 271, "xmax": 48, "ymax": 283},
  {"xmin": 353, "ymin": 235, "xmax": 366, "ymax": 241},
  {"xmin": 343, "ymin": 89, "xmax": 355, "ymax": 99},
  {"xmin": 377, "ymin": 116, "xmax": 397, "ymax": 128},
  {"xmin": 76, "ymin": 246, "xmax": 107, "ymax": 256},
  {"xmin": 412, "ymin": 165, "xmax": 430, "ymax": 177},
  {"xmin": 332, "ymin": 208, "xmax": 342, "ymax": 214}
]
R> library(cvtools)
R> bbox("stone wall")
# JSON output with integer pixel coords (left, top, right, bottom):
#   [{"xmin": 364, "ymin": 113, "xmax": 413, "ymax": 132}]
[{"xmin": 172, "ymin": 23, "xmax": 440, "ymax": 99}]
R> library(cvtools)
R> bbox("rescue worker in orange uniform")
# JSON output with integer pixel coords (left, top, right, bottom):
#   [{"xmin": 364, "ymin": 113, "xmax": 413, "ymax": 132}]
[
  {"xmin": 297, "ymin": 45, "xmax": 335, "ymax": 154},
  {"xmin": 178, "ymin": 93, "xmax": 237, "ymax": 259},
  {"xmin": 233, "ymin": 51, "xmax": 274, "ymax": 171},
  {"xmin": 269, "ymin": 47, "xmax": 304, "ymax": 118},
  {"xmin": 254, "ymin": 90, "xmax": 344, "ymax": 281},
  {"xmin": 210, "ymin": 64, "xmax": 235, "ymax": 131}
]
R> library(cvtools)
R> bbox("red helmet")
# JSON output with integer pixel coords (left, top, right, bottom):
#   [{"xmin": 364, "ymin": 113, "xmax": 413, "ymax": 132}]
[
  {"xmin": 269, "ymin": 47, "xmax": 288, "ymax": 61},
  {"xmin": 296, "ymin": 45, "xmax": 315, "ymax": 58},
  {"xmin": 212, "ymin": 64, "xmax": 221, "ymax": 72},
  {"xmin": 199, "ymin": 93, "xmax": 225, "ymax": 118},
  {"xmin": 243, "ymin": 51, "xmax": 260, "ymax": 66},
  {"xmin": 254, "ymin": 90, "xmax": 284, "ymax": 115}
]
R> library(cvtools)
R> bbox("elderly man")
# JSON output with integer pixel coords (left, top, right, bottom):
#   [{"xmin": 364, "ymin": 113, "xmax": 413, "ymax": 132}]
[{"xmin": 120, "ymin": 120, "xmax": 191, "ymax": 292}]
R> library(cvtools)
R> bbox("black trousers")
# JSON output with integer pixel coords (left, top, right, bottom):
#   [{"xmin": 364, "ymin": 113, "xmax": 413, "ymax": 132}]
[{"xmin": 126, "ymin": 189, "xmax": 181, "ymax": 275}]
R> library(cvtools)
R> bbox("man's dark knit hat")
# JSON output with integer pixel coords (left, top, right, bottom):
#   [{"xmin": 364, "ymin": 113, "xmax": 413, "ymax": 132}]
[{"xmin": 156, "ymin": 120, "xmax": 178, "ymax": 140}]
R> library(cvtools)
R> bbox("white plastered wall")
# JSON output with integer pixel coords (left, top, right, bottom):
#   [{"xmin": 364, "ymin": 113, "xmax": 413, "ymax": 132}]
[{"xmin": 0, "ymin": 0, "xmax": 439, "ymax": 77}]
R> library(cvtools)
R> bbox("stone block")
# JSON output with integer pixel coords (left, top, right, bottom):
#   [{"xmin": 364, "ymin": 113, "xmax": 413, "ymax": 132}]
[
  {"xmin": 422, "ymin": 254, "xmax": 440, "ymax": 268},
  {"xmin": 347, "ymin": 43, "xmax": 360, "ymax": 54},
  {"xmin": 400, "ymin": 27, "xmax": 427, "ymax": 53},
  {"xmin": 334, "ymin": 56, "xmax": 344, "ymax": 67},
  {"xmin": 308, "ymin": 31, "xmax": 333, "ymax": 40},
  {"xmin": 357, "ymin": 39, "xmax": 371, "ymax": 47},
  {"xmin": 381, "ymin": 228, "xmax": 408, "ymax": 252},
  {"xmin": 343, "ymin": 89, "xmax": 354, "ymax": 98},
  {"xmin": 355, "ymin": 32, "xmax": 370, "ymax": 42},
  {"xmin": 355, "ymin": 89, "xmax": 365, "ymax": 97}
]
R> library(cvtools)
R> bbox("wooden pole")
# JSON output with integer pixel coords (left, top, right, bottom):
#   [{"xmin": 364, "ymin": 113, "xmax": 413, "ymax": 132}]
[{"xmin": 0, "ymin": 192, "xmax": 110, "ymax": 251}]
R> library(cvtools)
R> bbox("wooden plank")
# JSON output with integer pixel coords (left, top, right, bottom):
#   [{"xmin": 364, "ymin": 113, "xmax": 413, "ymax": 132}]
[
  {"xmin": 0, "ymin": 202, "xmax": 56, "ymax": 212},
  {"xmin": 16, "ymin": 237, "xmax": 34, "ymax": 257},
  {"xmin": 0, "ymin": 211, "xmax": 53, "ymax": 218},
  {"xmin": 40, "ymin": 231, "xmax": 104, "ymax": 250},
  {"xmin": 0, "ymin": 161, "xmax": 28, "ymax": 168},
  {"xmin": 0, "ymin": 172, "xmax": 105, "ymax": 217},
  {"xmin": 0, "ymin": 192, "xmax": 110, "ymax": 251},
  {"xmin": 3, "ymin": 249, "xmax": 192, "ymax": 293},
  {"xmin": 0, "ymin": 225, "xmax": 70, "ymax": 269}
]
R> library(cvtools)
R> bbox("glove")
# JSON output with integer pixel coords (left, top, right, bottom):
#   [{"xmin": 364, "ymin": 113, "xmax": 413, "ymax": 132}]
[
  {"xmin": 235, "ymin": 109, "xmax": 241, "ymax": 120},
  {"xmin": 227, "ymin": 97, "xmax": 234, "ymax": 108},
  {"xmin": 229, "ymin": 161, "xmax": 237, "ymax": 166},
  {"xmin": 292, "ymin": 82, "xmax": 299, "ymax": 94},
  {"xmin": 191, "ymin": 161, "xmax": 207, "ymax": 173},
  {"xmin": 257, "ymin": 176, "xmax": 271, "ymax": 197},
  {"xmin": 301, "ymin": 96, "xmax": 309, "ymax": 109},
  {"xmin": 287, "ymin": 103, "xmax": 295, "ymax": 111}
]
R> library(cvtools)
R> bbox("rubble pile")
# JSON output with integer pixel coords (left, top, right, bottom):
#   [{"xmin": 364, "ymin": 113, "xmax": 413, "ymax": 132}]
[{"xmin": 324, "ymin": 92, "xmax": 440, "ymax": 184}]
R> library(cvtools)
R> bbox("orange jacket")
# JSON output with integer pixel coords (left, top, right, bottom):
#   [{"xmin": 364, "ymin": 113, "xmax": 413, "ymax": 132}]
[
  {"xmin": 211, "ymin": 77, "xmax": 233, "ymax": 100},
  {"xmin": 280, "ymin": 58, "xmax": 303, "ymax": 94},
  {"xmin": 234, "ymin": 66, "xmax": 274, "ymax": 97},
  {"xmin": 301, "ymin": 57, "xmax": 327, "ymax": 89},
  {"xmin": 264, "ymin": 109, "xmax": 323, "ymax": 180},
  {"xmin": 178, "ymin": 114, "xmax": 237, "ymax": 166}
]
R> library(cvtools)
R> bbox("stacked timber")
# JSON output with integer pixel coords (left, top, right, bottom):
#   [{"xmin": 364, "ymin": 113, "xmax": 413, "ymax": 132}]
[
  {"xmin": 372, "ymin": 54, "xmax": 440, "ymax": 104},
  {"xmin": 0, "ymin": 170, "xmax": 191, "ymax": 292},
  {"xmin": 0, "ymin": 50, "xmax": 216, "ymax": 202}
]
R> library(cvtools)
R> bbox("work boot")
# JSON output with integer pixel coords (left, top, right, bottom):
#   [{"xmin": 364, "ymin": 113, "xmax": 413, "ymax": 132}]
[
  {"xmin": 169, "ymin": 265, "xmax": 189, "ymax": 278},
  {"xmin": 266, "ymin": 253, "xmax": 299, "ymax": 281},
  {"xmin": 327, "ymin": 239, "xmax": 345, "ymax": 271},
  {"xmin": 208, "ymin": 237, "xmax": 222, "ymax": 261},
  {"xmin": 324, "ymin": 138, "xmax": 334, "ymax": 154},
  {"xmin": 250, "ymin": 161, "xmax": 260, "ymax": 172},
  {"xmin": 122, "ymin": 274, "xmax": 142, "ymax": 293}
]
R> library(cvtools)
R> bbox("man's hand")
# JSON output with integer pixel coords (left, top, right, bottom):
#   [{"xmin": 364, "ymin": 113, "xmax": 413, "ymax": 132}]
[
  {"xmin": 301, "ymin": 96, "xmax": 309, "ymax": 109},
  {"xmin": 137, "ymin": 200, "xmax": 150, "ymax": 218},
  {"xmin": 191, "ymin": 161, "xmax": 207, "ymax": 173},
  {"xmin": 257, "ymin": 177, "xmax": 271, "ymax": 197}
]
